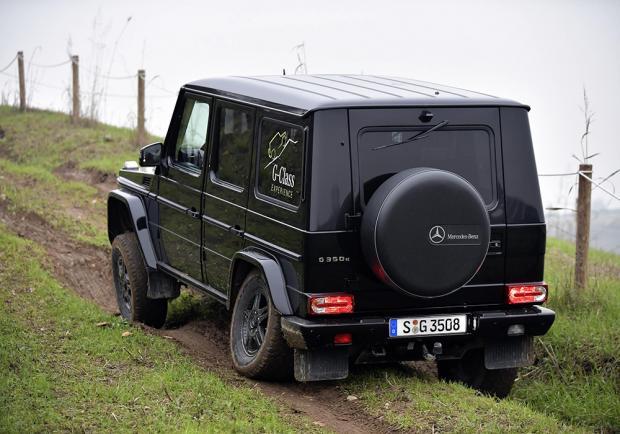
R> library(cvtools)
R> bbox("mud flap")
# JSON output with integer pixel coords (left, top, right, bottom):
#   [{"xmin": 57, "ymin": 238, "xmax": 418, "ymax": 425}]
[
  {"xmin": 484, "ymin": 336, "xmax": 534, "ymax": 369},
  {"xmin": 294, "ymin": 348, "xmax": 349, "ymax": 381},
  {"xmin": 147, "ymin": 271, "xmax": 180, "ymax": 299}
]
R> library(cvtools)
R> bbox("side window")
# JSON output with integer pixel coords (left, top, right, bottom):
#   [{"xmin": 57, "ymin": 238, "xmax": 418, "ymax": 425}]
[
  {"xmin": 212, "ymin": 104, "xmax": 254, "ymax": 187},
  {"xmin": 257, "ymin": 119, "xmax": 304, "ymax": 207},
  {"xmin": 173, "ymin": 98, "xmax": 210, "ymax": 170}
]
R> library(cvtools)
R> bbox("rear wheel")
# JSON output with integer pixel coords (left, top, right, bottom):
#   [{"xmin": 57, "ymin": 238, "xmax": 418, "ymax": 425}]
[
  {"xmin": 230, "ymin": 271, "xmax": 292, "ymax": 380},
  {"xmin": 437, "ymin": 349, "xmax": 517, "ymax": 398},
  {"xmin": 111, "ymin": 232, "xmax": 167, "ymax": 328}
]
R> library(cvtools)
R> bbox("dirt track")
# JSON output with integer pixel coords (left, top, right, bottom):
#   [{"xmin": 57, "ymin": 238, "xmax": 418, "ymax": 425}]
[{"xmin": 0, "ymin": 184, "xmax": 399, "ymax": 433}]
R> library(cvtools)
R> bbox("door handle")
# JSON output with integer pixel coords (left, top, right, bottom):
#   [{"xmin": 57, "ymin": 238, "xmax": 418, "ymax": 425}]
[
  {"xmin": 187, "ymin": 207, "xmax": 200, "ymax": 219},
  {"xmin": 230, "ymin": 224, "xmax": 244, "ymax": 237}
]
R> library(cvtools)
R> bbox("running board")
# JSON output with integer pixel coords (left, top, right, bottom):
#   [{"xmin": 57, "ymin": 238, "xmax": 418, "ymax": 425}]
[{"xmin": 156, "ymin": 261, "xmax": 227, "ymax": 304}]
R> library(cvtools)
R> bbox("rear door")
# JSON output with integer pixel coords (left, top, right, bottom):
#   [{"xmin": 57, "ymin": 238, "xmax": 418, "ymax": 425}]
[
  {"xmin": 202, "ymin": 101, "xmax": 255, "ymax": 294},
  {"xmin": 349, "ymin": 107, "xmax": 506, "ymax": 308}
]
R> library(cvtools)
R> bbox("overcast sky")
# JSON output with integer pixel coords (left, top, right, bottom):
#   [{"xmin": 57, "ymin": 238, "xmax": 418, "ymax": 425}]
[{"xmin": 1, "ymin": 0, "xmax": 619, "ymax": 209}]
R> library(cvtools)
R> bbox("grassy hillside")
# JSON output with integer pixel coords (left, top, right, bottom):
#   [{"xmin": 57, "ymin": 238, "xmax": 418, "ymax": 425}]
[
  {"xmin": 511, "ymin": 238, "xmax": 620, "ymax": 429},
  {"xmin": 0, "ymin": 225, "xmax": 316, "ymax": 433},
  {"xmin": 0, "ymin": 107, "xmax": 144, "ymax": 248},
  {"xmin": 1, "ymin": 106, "xmax": 618, "ymax": 432}
]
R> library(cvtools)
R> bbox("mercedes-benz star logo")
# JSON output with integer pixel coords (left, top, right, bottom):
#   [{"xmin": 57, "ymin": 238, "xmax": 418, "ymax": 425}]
[{"xmin": 429, "ymin": 225, "xmax": 446, "ymax": 244}]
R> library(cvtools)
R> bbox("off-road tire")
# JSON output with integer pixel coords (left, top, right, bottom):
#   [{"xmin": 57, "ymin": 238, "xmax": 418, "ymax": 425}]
[
  {"xmin": 437, "ymin": 349, "xmax": 517, "ymax": 398},
  {"xmin": 111, "ymin": 232, "xmax": 167, "ymax": 328},
  {"xmin": 230, "ymin": 271, "xmax": 293, "ymax": 380}
]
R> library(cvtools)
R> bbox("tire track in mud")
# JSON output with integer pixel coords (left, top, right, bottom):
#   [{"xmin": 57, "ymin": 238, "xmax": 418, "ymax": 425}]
[
  {"xmin": 0, "ymin": 201, "xmax": 117, "ymax": 314},
  {"xmin": 0, "ymin": 197, "xmax": 398, "ymax": 434}
]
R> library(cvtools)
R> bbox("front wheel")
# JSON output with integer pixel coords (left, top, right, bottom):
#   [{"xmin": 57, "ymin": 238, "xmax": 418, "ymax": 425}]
[
  {"xmin": 230, "ymin": 271, "xmax": 292, "ymax": 380},
  {"xmin": 111, "ymin": 232, "xmax": 167, "ymax": 328},
  {"xmin": 437, "ymin": 349, "xmax": 517, "ymax": 398}
]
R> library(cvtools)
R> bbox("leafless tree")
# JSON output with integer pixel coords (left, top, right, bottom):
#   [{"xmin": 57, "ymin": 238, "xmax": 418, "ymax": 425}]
[
  {"xmin": 292, "ymin": 42, "xmax": 308, "ymax": 74},
  {"xmin": 574, "ymin": 88, "xmax": 598, "ymax": 163}
]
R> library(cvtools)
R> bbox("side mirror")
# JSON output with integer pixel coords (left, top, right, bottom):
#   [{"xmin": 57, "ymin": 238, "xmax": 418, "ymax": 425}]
[{"xmin": 139, "ymin": 142, "xmax": 163, "ymax": 167}]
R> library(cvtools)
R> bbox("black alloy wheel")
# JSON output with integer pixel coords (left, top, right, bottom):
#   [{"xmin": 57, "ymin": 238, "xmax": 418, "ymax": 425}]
[
  {"xmin": 114, "ymin": 253, "xmax": 132, "ymax": 319},
  {"xmin": 230, "ymin": 271, "xmax": 293, "ymax": 380},
  {"xmin": 240, "ymin": 289, "xmax": 269, "ymax": 357},
  {"xmin": 111, "ymin": 232, "xmax": 167, "ymax": 328}
]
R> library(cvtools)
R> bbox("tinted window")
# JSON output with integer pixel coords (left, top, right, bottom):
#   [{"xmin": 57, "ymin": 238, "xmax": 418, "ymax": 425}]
[
  {"xmin": 359, "ymin": 128, "xmax": 494, "ymax": 204},
  {"xmin": 213, "ymin": 105, "xmax": 254, "ymax": 187},
  {"xmin": 257, "ymin": 119, "xmax": 304, "ymax": 207},
  {"xmin": 173, "ymin": 98, "xmax": 210, "ymax": 170}
]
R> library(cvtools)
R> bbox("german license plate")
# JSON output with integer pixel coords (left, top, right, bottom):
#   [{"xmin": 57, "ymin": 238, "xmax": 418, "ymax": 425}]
[{"xmin": 389, "ymin": 314, "xmax": 467, "ymax": 337}]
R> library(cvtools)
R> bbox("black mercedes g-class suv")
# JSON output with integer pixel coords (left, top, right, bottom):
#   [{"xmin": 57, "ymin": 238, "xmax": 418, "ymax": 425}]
[{"xmin": 108, "ymin": 74, "xmax": 555, "ymax": 397}]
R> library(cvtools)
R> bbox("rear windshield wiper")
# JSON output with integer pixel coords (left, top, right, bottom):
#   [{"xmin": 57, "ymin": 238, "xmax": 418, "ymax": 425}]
[{"xmin": 372, "ymin": 120, "xmax": 449, "ymax": 151}]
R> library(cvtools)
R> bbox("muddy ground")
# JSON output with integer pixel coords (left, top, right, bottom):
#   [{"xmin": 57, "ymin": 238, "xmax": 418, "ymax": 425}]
[{"xmin": 0, "ymin": 172, "xmax": 407, "ymax": 433}]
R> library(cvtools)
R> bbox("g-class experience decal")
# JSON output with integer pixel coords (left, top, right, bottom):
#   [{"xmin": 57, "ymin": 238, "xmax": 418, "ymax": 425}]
[
  {"xmin": 264, "ymin": 131, "xmax": 298, "ymax": 170},
  {"xmin": 257, "ymin": 119, "xmax": 304, "ymax": 206}
]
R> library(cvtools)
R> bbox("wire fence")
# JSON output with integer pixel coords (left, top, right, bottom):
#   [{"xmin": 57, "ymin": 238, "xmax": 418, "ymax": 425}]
[
  {"xmin": 0, "ymin": 51, "xmax": 178, "ymax": 137},
  {"xmin": 1, "ymin": 50, "xmax": 618, "ymax": 255},
  {"xmin": 538, "ymin": 170, "xmax": 618, "ymax": 256},
  {"xmin": 539, "ymin": 170, "xmax": 618, "ymax": 203},
  {"xmin": 0, "ymin": 54, "xmax": 18, "ymax": 73}
]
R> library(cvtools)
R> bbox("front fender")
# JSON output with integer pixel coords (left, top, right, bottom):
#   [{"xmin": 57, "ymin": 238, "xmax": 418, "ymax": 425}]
[
  {"xmin": 230, "ymin": 248, "xmax": 293, "ymax": 315},
  {"xmin": 108, "ymin": 189, "xmax": 157, "ymax": 269}
]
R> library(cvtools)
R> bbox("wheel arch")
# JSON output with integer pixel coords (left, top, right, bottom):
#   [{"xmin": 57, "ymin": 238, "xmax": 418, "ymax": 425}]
[
  {"xmin": 107, "ymin": 189, "xmax": 157, "ymax": 269},
  {"xmin": 229, "ymin": 248, "xmax": 293, "ymax": 315}
]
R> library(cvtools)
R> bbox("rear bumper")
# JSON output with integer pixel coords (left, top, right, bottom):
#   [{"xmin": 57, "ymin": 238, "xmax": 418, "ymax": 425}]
[{"xmin": 281, "ymin": 305, "xmax": 555, "ymax": 350}]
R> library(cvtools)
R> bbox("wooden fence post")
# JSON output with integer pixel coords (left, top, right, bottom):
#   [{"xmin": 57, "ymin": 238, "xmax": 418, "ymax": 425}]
[
  {"xmin": 17, "ymin": 51, "xmax": 26, "ymax": 111},
  {"xmin": 575, "ymin": 163, "xmax": 593, "ymax": 290},
  {"xmin": 71, "ymin": 55, "xmax": 80, "ymax": 123},
  {"xmin": 137, "ymin": 69, "xmax": 145, "ymax": 145}
]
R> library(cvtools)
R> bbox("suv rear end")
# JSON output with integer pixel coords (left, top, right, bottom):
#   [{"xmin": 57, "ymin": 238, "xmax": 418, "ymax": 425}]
[
  {"xmin": 108, "ymin": 74, "xmax": 554, "ymax": 398},
  {"xmin": 283, "ymin": 104, "xmax": 554, "ymax": 396}
]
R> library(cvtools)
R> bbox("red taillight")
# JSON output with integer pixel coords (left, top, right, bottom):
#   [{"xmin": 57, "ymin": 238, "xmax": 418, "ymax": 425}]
[
  {"xmin": 334, "ymin": 333, "xmax": 352, "ymax": 345},
  {"xmin": 506, "ymin": 283, "xmax": 548, "ymax": 304},
  {"xmin": 308, "ymin": 294, "xmax": 354, "ymax": 315}
]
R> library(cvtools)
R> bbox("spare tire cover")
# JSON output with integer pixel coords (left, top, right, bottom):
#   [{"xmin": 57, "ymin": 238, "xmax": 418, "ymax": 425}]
[{"xmin": 361, "ymin": 168, "xmax": 490, "ymax": 298}]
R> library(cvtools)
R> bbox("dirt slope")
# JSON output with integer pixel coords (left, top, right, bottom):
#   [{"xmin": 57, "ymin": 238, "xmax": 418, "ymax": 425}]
[{"xmin": 0, "ymin": 199, "xmax": 397, "ymax": 434}]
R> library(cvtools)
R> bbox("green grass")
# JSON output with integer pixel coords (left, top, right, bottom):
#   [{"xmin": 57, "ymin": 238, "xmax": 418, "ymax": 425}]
[
  {"xmin": 0, "ymin": 224, "xmax": 317, "ymax": 433},
  {"xmin": 0, "ymin": 105, "xmax": 155, "ymax": 248},
  {"xmin": 0, "ymin": 159, "xmax": 108, "ymax": 247},
  {"xmin": 81, "ymin": 154, "xmax": 139, "ymax": 175},
  {"xmin": 0, "ymin": 105, "xmax": 156, "ymax": 173},
  {"xmin": 343, "ymin": 366, "xmax": 581, "ymax": 433},
  {"xmin": 166, "ymin": 290, "xmax": 224, "ymax": 328},
  {"xmin": 510, "ymin": 238, "xmax": 620, "ymax": 431}
]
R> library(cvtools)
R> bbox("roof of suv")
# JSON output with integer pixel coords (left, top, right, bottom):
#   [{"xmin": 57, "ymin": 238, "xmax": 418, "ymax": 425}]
[{"xmin": 184, "ymin": 75, "xmax": 528, "ymax": 115}]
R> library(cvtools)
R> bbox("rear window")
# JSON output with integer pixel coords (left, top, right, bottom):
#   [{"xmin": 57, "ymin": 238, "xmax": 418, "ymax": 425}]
[
  {"xmin": 257, "ymin": 119, "xmax": 304, "ymax": 207},
  {"xmin": 358, "ymin": 127, "xmax": 495, "ymax": 205},
  {"xmin": 212, "ymin": 104, "xmax": 254, "ymax": 188}
]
